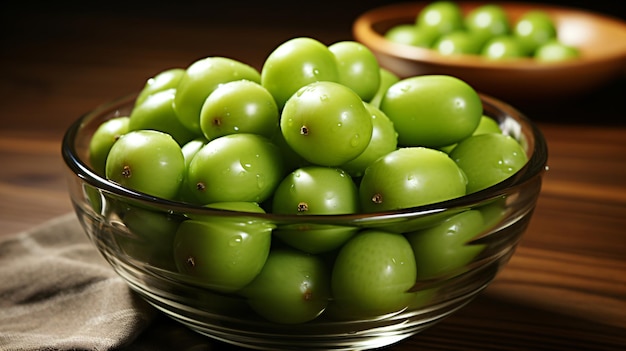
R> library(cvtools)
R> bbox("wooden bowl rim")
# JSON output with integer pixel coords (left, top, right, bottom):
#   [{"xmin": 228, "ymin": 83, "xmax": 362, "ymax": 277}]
[{"xmin": 353, "ymin": 1, "xmax": 626, "ymax": 71}]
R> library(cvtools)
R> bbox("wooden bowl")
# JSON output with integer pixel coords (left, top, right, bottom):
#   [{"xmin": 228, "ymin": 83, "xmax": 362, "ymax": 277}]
[{"xmin": 353, "ymin": 1, "xmax": 626, "ymax": 103}]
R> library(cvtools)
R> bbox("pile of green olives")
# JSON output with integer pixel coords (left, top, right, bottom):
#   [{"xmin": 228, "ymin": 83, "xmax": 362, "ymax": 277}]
[
  {"xmin": 385, "ymin": 1, "xmax": 580, "ymax": 61},
  {"xmin": 88, "ymin": 36, "xmax": 528, "ymax": 324}
]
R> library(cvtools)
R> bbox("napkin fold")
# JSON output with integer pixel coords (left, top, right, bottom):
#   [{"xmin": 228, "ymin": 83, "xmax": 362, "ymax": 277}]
[{"xmin": 0, "ymin": 213, "xmax": 159, "ymax": 351}]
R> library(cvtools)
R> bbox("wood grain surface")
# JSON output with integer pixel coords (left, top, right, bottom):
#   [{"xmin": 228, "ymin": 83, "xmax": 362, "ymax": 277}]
[{"xmin": 1, "ymin": 1, "xmax": 624, "ymax": 350}]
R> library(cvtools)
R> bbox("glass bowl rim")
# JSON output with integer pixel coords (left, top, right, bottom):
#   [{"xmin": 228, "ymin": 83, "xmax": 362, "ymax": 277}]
[{"xmin": 61, "ymin": 92, "xmax": 548, "ymax": 224}]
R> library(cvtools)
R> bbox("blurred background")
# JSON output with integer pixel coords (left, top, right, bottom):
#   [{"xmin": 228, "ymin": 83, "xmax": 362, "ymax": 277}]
[
  {"xmin": 1, "ymin": 0, "xmax": 624, "ymax": 134},
  {"xmin": 0, "ymin": 0, "xmax": 626, "ymax": 146}
]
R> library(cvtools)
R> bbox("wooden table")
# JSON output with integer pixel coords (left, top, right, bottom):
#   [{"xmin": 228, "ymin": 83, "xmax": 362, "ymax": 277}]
[{"xmin": 1, "ymin": 1, "xmax": 624, "ymax": 350}]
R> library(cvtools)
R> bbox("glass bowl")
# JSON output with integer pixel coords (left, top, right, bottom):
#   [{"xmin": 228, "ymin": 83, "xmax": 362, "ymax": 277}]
[{"xmin": 62, "ymin": 92, "xmax": 547, "ymax": 351}]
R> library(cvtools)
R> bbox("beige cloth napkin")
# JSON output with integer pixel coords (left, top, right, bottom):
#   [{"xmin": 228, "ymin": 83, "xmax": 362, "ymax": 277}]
[{"xmin": 0, "ymin": 213, "xmax": 217, "ymax": 351}]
